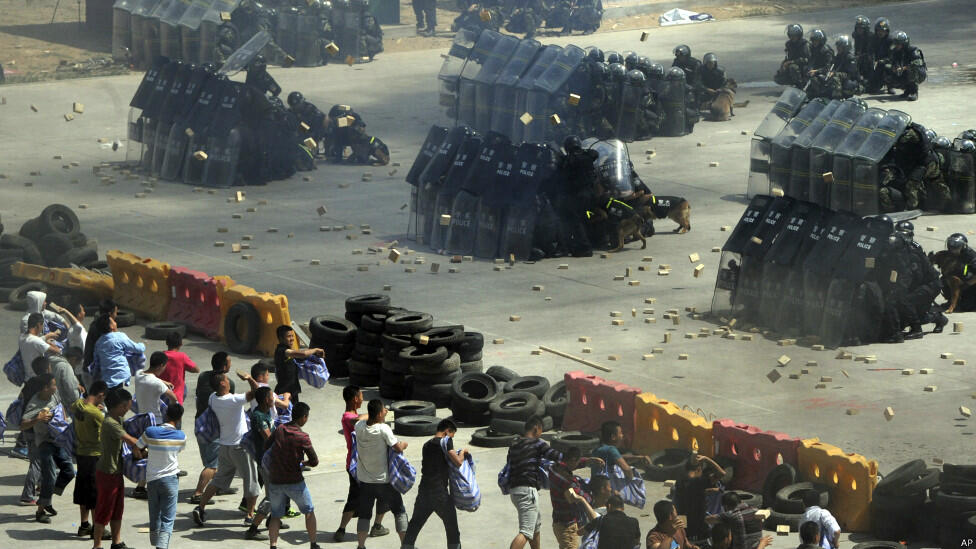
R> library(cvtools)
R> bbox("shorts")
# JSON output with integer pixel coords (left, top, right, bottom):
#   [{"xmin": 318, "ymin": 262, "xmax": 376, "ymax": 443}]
[
  {"xmin": 196, "ymin": 433, "xmax": 220, "ymax": 469},
  {"xmin": 73, "ymin": 454, "xmax": 99, "ymax": 509},
  {"xmin": 210, "ymin": 444, "xmax": 261, "ymax": 499},
  {"xmin": 552, "ymin": 520, "xmax": 581, "ymax": 549},
  {"xmin": 93, "ymin": 470, "xmax": 125, "ymax": 525},
  {"xmin": 268, "ymin": 481, "xmax": 314, "ymax": 518},
  {"xmin": 510, "ymin": 486, "xmax": 542, "ymax": 538},
  {"xmin": 343, "ymin": 471, "xmax": 390, "ymax": 515}
]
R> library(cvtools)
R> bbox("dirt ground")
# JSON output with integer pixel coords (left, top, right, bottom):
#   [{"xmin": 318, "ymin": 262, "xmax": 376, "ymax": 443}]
[{"xmin": 0, "ymin": 0, "xmax": 898, "ymax": 83}]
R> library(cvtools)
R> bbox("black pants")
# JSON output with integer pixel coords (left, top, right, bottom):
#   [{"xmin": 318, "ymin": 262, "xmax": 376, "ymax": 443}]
[
  {"xmin": 412, "ymin": 0, "xmax": 437, "ymax": 30},
  {"xmin": 73, "ymin": 455, "xmax": 99, "ymax": 509},
  {"xmin": 403, "ymin": 490, "xmax": 460, "ymax": 545}
]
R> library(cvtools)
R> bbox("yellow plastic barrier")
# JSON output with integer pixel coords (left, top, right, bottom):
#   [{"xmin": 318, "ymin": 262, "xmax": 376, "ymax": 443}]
[
  {"xmin": 218, "ymin": 283, "xmax": 294, "ymax": 357},
  {"xmin": 106, "ymin": 250, "xmax": 171, "ymax": 320},
  {"xmin": 633, "ymin": 393, "xmax": 714, "ymax": 457},
  {"xmin": 796, "ymin": 438, "xmax": 878, "ymax": 532},
  {"xmin": 12, "ymin": 262, "xmax": 114, "ymax": 298}
]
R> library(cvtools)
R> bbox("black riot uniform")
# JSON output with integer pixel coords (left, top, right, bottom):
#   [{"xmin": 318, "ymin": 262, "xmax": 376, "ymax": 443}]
[
  {"xmin": 563, "ymin": 0, "xmax": 602, "ymax": 34},
  {"xmin": 852, "ymin": 15, "xmax": 873, "ymax": 79},
  {"xmin": 807, "ymin": 36, "xmax": 835, "ymax": 80},
  {"xmin": 287, "ymin": 91, "xmax": 328, "ymax": 147},
  {"xmin": 505, "ymin": 0, "xmax": 546, "ymax": 38},
  {"xmin": 671, "ymin": 45, "xmax": 702, "ymax": 90},
  {"xmin": 361, "ymin": 7, "xmax": 384, "ymax": 60},
  {"xmin": 774, "ymin": 25, "xmax": 810, "ymax": 87},
  {"xmin": 902, "ymin": 240, "xmax": 946, "ymax": 337},
  {"xmin": 875, "ymin": 232, "xmax": 915, "ymax": 343},
  {"xmin": 883, "ymin": 32, "xmax": 926, "ymax": 101},
  {"xmin": 555, "ymin": 136, "xmax": 599, "ymax": 256},
  {"xmin": 698, "ymin": 53, "xmax": 728, "ymax": 106},
  {"xmin": 866, "ymin": 18, "xmax": 892, "ymax": 93}
]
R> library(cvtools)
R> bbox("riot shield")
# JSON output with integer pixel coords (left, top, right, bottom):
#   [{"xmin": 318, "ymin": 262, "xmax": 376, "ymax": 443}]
[
  {"xmin": 475, "ymin": 142, "xmax": 519, "ymax": 258},
  {"xmin": 139, "ymin": 60, "xmax": 183, "ymax": 169},
  {"xmin": 199, "ymin": 80, "xmax": 243, "ymax": 187},
  {"xmin": 178, "ymin": 0, "xmax": 211, "ymax": 63},
  {"xmin": 334, "ymin": 0, "xmax": 363, "ymax": 62},
  {"xmin": 457, "ymin": 30, "xmax": 505, "ymax": 128},
  {"xmin": 295, "ymin": 14, "xmax": 322, "ymax": 67},
  {"xmin": 198, "ymin": 0, "xmax": 238, "ymax": 64},
  {"xmin": 734, "ymin": 197, "xmax": 797, "ymax": 323},
  {"xmin": 511, "ymin": 45, "xmax": 561, "ymax": 143},
  {"xmin": 489, "ymin": 39, "xmax": 541, "ymax": 138},
  {"xmin": 615, "ymin": 75, "xmax": 642, "ymax": 142},
  {"xmin": 852, "ymin": 110, "xmax": 911, "ymax": 215},
  {"xmin": 499, "ymin": 143, "xmax": 553, "ymax": 260},
  {"xmin": 150, "ymin": 62, "xmax": 193, "ymax": 174},
  {"xmin": 818, "ymin": 216, "xmax": 891, "ymax": 347},
  {"xmin": 429, "ymin": 132, "xmax": 483, "ymax": 251},
  {"xmin": 406, "ymin": 125, "xmax": 449, "ymax": 186},
  {"xmin": 800, "ymin": 211, "xmax": 859, "ymax": 337},
  {"xmin": 758, "ymin": 201, "xmax": 826, "ymax": 327},
  {"xmin": 130, "ymin": 54, "xmax": 169, "ymax": 109},
  {"xmin": 112, "ymin": 0, "xmax": 137, "ymax": 61},
  {"xmin": 786, "ymin": 100, "xmax": 841, "ymax": 200},
  {"xmin": 523, "ymin": 45, "xmax": 584, "ymax": 143},
  {"xmin": 142, "ymin": 0, "xmax": 170, "ymax": 67},
  {"xmin": 768, "ymin": 99, "xmax": 828, "ymax": 196},
  {"xmin": 588, "ymin": 139, "xmax": 633, "ymax": 199},
  {"xmin": 159, "ymin": 0, "xmax": 190, "ymax": 59},
  {"xmin": 277, "ymin": 8, "xmax": 300, "ymax": 62},
  {"xmin": 807, "ymin": 99, "xmax": 866, "ymax": 207},
  {"xmin": 773, "ymin": 209, "xmax": 832, "ymax": 335},
  {"xmin": 129, "ymin": 1, "xmax": 154, "ymax": 67},
  {"xmin": 445, "ymin": 133, "xmax": 510, "ymax": 254},
  {"xmin": 218, "ymin": 30, "xmax": 271, "ymax": 74},
  {"xmin": 659, "ymin": 68, "xmax": 686, "ymax": 137},
  {"xmin": 747, "ymin": 87, "xmax": 807, "ymax": 198},
  {"xmin": 437, "ymin": 28, "xmax": 481, "ymax": 119},
  {"xmin": 418, "ymin": 126, "xmax": 469, "ymax": 243},
  {"xmin": 472, "ymin": 34, "xmax": 520, "ymax": 134},
  {"xmin": 181, "ymin": 77, "xmax": 241, "ymax": 185},
  {"xmin": 161, "ymin": 69, "xmax": 219, "ymax": 179},
  {"xmin": 710, "ymin": 195, "xmax": 775, "ymax": 320},
  {"xmin": 829, "ymin": 108, "xmax": 885, "ymax": 212},
  {"xmin": 949, "ymin": 142, "xmax": 976, "ymax": 214}
]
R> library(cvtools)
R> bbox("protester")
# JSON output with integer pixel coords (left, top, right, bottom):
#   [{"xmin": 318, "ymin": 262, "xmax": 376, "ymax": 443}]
[
  {"xmin": 71, "ymin": 380, "xmax": 108, "ymax": 539},
  {"xmin": 273, "ymin": 325, "xmax": 324, "ymax": 405},
  {"xmin": 582, "ymin": 494, "xmax": 640, "ymax": 549},
  {"xmin": 335, "ymin": 385, "xmax": 389, "ymax": 542},
  {"xmin": 401, "ymin": 418, "xmax": 468, "ymax": 549},
  {"xmin": 190, "ymin": 352, "xmax": 235, "ymax": 504},
  {"xmin": 134, "ymin": 351, "xmax": 178, "ymax": 422},
  {"xmin": 674, "ymin": 454, "xmax": 726, "ymax": 541},
  {"xmin": 93, "ymin": 314, "xmax": 145, "ymax": 391},
  {"xmin": 191, "ymin": 372, "xmax": 260, "ymax": 526},
  {"xmin": 93, "ymin": 388, "xmax": 145, "ymax": 549},
  {"xmin": 801, "ymin": 492, "xmax": 840, "ymax": 549},
  {"xmin": 17, "ymin": 357, "xmax": 55, "ymax": 499},
  {"xmin": 549, "ymin": 446, "xmax": 604, "ymax": 549},
  {"xmin": 797, "ymin": 521, "xmax": 821, "ymax": 549},
  {"xmin": 48, "ymin": 301, "xmax": 87, "ymax": 350},
  {"xmin": 590, "ymin": 421, "xmax": 650, "ymax": 479},
  {"xmin": 137, "ymin": 403, "xmax": 187, "ymax": 549},
  {"xmin": 20, "ymin": 372, "xmax": 75, "ymax": 523},
  {"xmin": 245, "ymin": 386, "xmax": 278, "ymax": 540},
  {"xmin": 49, "ymin": 347, "xmax": 84, "ymax": 412},
  {"xmin": 84, "ymin": 299, "xmax": 118, "ymax": 369},
  {"xmin": 506, "ymin": 416, "xmax": 564, "ymax": 549},
  {"xmin": 247, "ymin": 362, "xmax": 292, "ymax": 424},
  {"xmin": 20, "ymin": 312, "xmax": 61, "ymax": 376},
  {"xmin": 706, "ymin": 491, "xmax": 765, "ymax": 549},
  {"xmin": 159, "ymin": 333, "xmax": 198, "ymax": 404},
  {"xmin": 20, "ymin": 290, "xmax": 67, "ymax": 334},
  {"xmin": 647, "ymin": 500, "xmax": 699, "ymax": 549},
  {"xmin": 355, "ymin": 399, "xmax": 409, "ymax": 548},
  {"xmin": 267, "ymin": 401, "xmax": 321, "ymax": 549}
]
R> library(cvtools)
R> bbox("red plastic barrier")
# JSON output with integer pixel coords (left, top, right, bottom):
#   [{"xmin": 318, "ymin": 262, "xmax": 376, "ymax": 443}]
[
  {"xmin": 562, "ymin": 371, "xmax": 640, "ymax": 445},
  {"xmin": 712, "ymin": 419, "xmax": 801, "ymax": 492},
  {"xmin": 167, "ymin": 268, "xmax": 232, "ymax": 339}
]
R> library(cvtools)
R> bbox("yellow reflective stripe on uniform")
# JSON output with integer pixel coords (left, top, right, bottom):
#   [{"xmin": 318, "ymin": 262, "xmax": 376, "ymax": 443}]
[
  {"xmin": 370, "ymin": 137, "xmax": 375, "ymax": 144},
  {"xmin": 966, "ymin": 265, "xmax": 969, "ymax": 276}
]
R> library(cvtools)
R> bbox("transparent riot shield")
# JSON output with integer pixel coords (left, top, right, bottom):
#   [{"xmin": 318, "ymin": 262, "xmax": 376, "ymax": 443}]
[
  {"xmin": 472, "ymin": 34, "xmax": 519, "ymax": 134},
  {"xmin": 178, "ymin": 0, "xmax": 211, "ymax": 64},
  {"xmin": 852, "ymin": 110, "xmax": 911, "ymax": 215},
  {"xmin": 444, "ymin": 191, "xmax": 480, "ymax": 255},
  {"xmin": 182, "ymin": 77, "xmax": 241, "ymax": 185},
  {"xmin": 499, "ymin": 143, "xmax": 553, "ymax": 260},
  {"xmin": 615, "ymin": 75, "xmax": 642, "ymax": 142},
  {"xmin": 140, "ymin": 60, "xmax": 183, "ymax": 170},
  {"xmin": 201, "ymin": 126, "xmax": 242, "ymax": 187},
  {"xmin": 807, "ymin": 99, "xmax": 866, "ymax": 207},
  {"xmin": 295, "ymin": 14, "xmax": 322, "ymax": 67},
  {"xmin": 150, "ymin": 63, "xmax": 192, "ymax": 175},
  {"xmin": 161, "ymin": 68, "xmax": 218, "ymax": 180},
  {"xmin": 511, "ymin": 45, "xmax": 561, "ymax": 143},
  {"xmin": 437, "ymin": 28, "xmax": 481, "ymax": 120},
  {"xmin": 800, "ymin": 211, "xmax": 859, "ymax": 338},
  {"xmin": 458, "ymin": 30, "xmax": 505, "ymax": 129},
  {"xmin": 142, "ymin": 1, "xmax": 170, "ymax": 68},
  {"xmin": 747, "ymin": 87, "xmax": 807, "ymax": 198},
  {"xmin": 218, "ymin": 30, "xmax": 271, "ymax": 74},
  {"xmin": 489, "ymin": 39, "xmax": 541, "ymax": 138},
  {"xmin": 125, "ymin": 107, "xmax": 146, "ymax": 165},
  {"xmin": 198, "ymin": 0, "xmax": 237, "ymax": 64},
  {"xmin": 829, "ymin": 108, "xmax": 885, "ymax": 212},
  {"xmin": 523, "ymin": 44, "xmax": 584, "ymax": 143},
  {"xmin": 710, "ymin": 195, "xmax": 775, "ymax": 320},
  {"xmin": 406, "ymin": 126, "xmax": 449, "ymax": 186},
  {"xmin": 588, "ymin": 139, "xmax": 633, "ymax": 199},
  {"xmin": 277, "ymin": 8, "xmax": 300, "ymax": 62},
  {"xmin": 768, "ymin": 99, "xmax": 828, "ymax": 196},
  {"xmin": 418, "ymin": 127, "xmax": 469, "ymax": 244},
  {"xmin": 659, "ymin": 68, "xmax": 686, "ymax": 137},
  {"xmin": 949, "ymin": 143, "xmax": 976, "ymax": 214},
  {"xmin": 734, "ymin": 197, "xmax": 796, "ymax": 323},
  {"xmin": 758, "ymin": 202, "xmax": 826, "ymax": 328},
  {"xmin": 772, "ymin": 209, "xmax": 832, "ymax": 335},
  {"xmin": 335, "ymin": 1, "xmax": 363, "ymax": 62},
  {"xmin": 112, "ymin": 0, "xmax": 137, "ymax": 61},
  {"xmin": 129, "ymin": 11, "xmax": 150, "ymax": 69},
  {"xmin": 429, "ymin": 132, "xmax": 483, "ymax": 251},
  {"xmin": 786, "ymin": 100, "xmax": 840, "ymax": 200},
  {"xmin": 475, "ymin": 142, "xmax": 518, "ymax": 259},
  {"xmin": 159, "ymin": 0, "xmax": 190, "ymax": 60},
  {"xmin": 817, "ymin": 216, "xmax": 891, "ymax": 347}
]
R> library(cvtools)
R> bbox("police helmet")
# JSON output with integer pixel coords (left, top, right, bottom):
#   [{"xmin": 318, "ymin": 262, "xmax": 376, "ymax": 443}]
[
  {"xmin": 563, "ymin": 135, "xmax": 583, "ymax": 153},
  {"xmin": 888, "ymin": 231, "xmax": 908, "ymax": 248},
  {"xmin": 201, "ymin": 62, "xmax": 217, "ymax": 73},
  {"xmin": 854, "ymin": 15, "xmax": 870, "ymax": 30},
  {"xmin": 947, "ymin": 233, "xmax": 968, "ymax": 251},
  {"xmin": 874, "ymin": 17, "xmax": 890, "ymax": 34},
  {"xmin": 786, "ymin": 24, "xmax": 803, "ymax": 39},
  {"xmin": 625, "ymin": 52, "xmax": 639, "ymax": 71},
  {"xmin": 892, "ymin": 30, "xmax": 910, "ymax": 48},
  {"xmin": 609, "ymin": 63, "xmax": 627, "ymax": 81},
  {"xmin": 810, "ymin": 29, "xmax": 826, "ymax": 47},
  {"xmin": 287, "ymin": 91, "xmax": 304, "ymax": 108},
  {"xmin": 895, "ymin": 220, "xmax": 915, "ymax": 239},
  {"xmin": 934, "ymin": 136, "xmax": 951, "ymax": 151},
  {"xmin": 924, "ymin": 129, "xmax": 937, "ymax": 142},
  {"xmin": 627, "ymin": 69, "xmax": 646, "ymax": 83},
  {"xmin": 637, "ymin": 56, "xmax": 652, "ymax": 73},
  {"xmin": 586, "ymin": 47, "xmax": 604, "ymax": 63},
  {"xmin": 606, "ymin": 52, "xmax": 623, "ymax": 65},
  {"xmin": 876, "ymin": 214, "xmax": 894, "ymax": 226},
  {"xmin": 835, "ymin": 35, "xmax": 852, "ymax": 51},
  {"xmin": 591, "ymin": 62, "xmax": 610, "ymax": 79},
  {"xmin": 960, "ymin": 129, "xmax": 976, "ymax": 141},
  {"xmin": 702, "ymin": 53, "xmax": 717, "ymax": 67},
  {"xmin": 667, "ymin": 66, "xmax": 685, "ymax": 80},
  {"xmin": 648, "ymin": 63, "xmax": 665, "ymax": 79},
  {"xmin": 673, "ymin": 44, "xmax": 691, "ymax": 58},
  {"xmin": 960, "ymin": 140, "xmax": 976, "ymax": 153}
]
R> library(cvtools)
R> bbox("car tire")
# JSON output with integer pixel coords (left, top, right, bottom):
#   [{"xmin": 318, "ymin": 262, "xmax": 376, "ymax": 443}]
[
  {"xmin": 762, "ymin": 463, "xmax": 797, "ymax": 509},
  {"xmin": 412, "ymin": 369, "xmax": 460, "ymax": 386},
  {"xmin": 486, "ymin": 365, "xmax": 518, "ymax": 383},
  {"xmin": 875, "ymin": 459, "xmax": 927, "ymax": 496},
  {"xmin": 6, "ymin": 281, "xmax": 47, "ymax": 311},
  {"xmin": 460, "ymin": 360, "xmax": 484, "ymax": 373},
  {"xmin": 356, "ymin": 329, "xmax": 382, "ymax": 347},
  {"xmin": 764, "ymin": 509, "xmax": 803, "ymax": 531},
  {"xmin": 397, "ymin": 345, "xmax": 449, "ymax": 369},
  {"xmin": 471, "ymin": 427, "xmax": 516, "ymax": 448},
  {"xmin": 645, "ymin": 449, "xmax": 694, "ymax": 481},
  {"xmin": 503, "ymin": 376, "xmax": 550, "ymax": 398},
  {"xmin": 1, "ymin": 233, "xmax": 43, "ymax": 265},
  {"xmin": 345, "ymin": 294, "xmax": 392, "ymax": 314},
  {"xmin": 451, "ymin": 373, "xmax": 501, "ymax": 415},
  {"xmin": 774, "ymin": 482, "xmax": 829, "ymax": 514},
  {"xmin": 490, "ymin": 417, "xmax": 526, "ymax": 435},
  {"xmin": 38, "ymin": 204, "xmax": 81, "ymax": 236},
  {"xmin": 550, "ymin": 431, "xmax": 600, "ymax": 456},
  {"xmin": 488, "ymin": 391, "xmax": 540, "ymax": 421},
  {"xmin": 37, "ymin": 232, "xmax": 75, "ymax": 265},
  {"xmin": 390, "ymin": 400, "xmax": 436, "ymax": 418},
  {"xmin": 453, "ymin": 331, "xmax": 484, "ymax": 361},
  {"xmin": 144, "ymin": 321, "xmax": 187, "ymax": 340},
  {"xmin": 385, "ymin": 312, "xmax": 434, "ymax": 334},
  {"xmin": 224, "ymin": 302, "xmax": 260, "ymax": 354},
  {"xmin": 115, "ymin": 309, "xmax": 137, "ymax": 328},
  {"xmin": 418, "ymin": 325, "xmax": 465, "ymax": 347},
  {"xmin": 411, "ymin": 382, "xmax": 453, "ymax": 408},
  {"xmin": 55, "ymin": 244, "xmax": 98, "ymax": 268},
  {"xmin": 327, "ymin": 359, "xmax": 349, "ymax": 378},
  {"xmin": 412, "ymin": 352, "xmax": 461, "ymax": 376},
  {"xmin": 309, "ymin": 315, "xmax": 357, "ymax": 344}
]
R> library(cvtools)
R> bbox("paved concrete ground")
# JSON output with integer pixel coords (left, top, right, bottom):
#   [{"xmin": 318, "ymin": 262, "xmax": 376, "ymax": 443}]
[{"xmin": 0, "ymin": 0, "xmax": 974, "ymax": 547}]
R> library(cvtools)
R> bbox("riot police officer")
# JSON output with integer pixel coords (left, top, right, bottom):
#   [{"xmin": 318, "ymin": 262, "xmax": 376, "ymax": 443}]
[
  {"xmin": 564, "ymin": 0, "xmax": 603, "ymax": 34},
  {"xmin": 287, "ymin": 91, "xmax": 328, "ymax": 148},
  {"xmin": 671, "ymin": 44, "xmax": 701, "ymax": 89},
  {"xmin": 774, "ymin": 24, "xmax": 810, "ymax": 87},
  {"xmin": 816, "ymin": 35, "xmax": 860, "ymax": 99},
  {"xmin": 883, "ymin": 31, "xmax": 926, "ymax": 101},
  {"xmin": 245, "ymin": 54, "xmax": 281, "ymax": 97},
  {"xmin": 360, "ymin": 2, "xmax": 384, "ymax": 60},
  {"xmin": 895, "ymin": 221, "xmax": 949, "ymax": 334},
  {"xmin": 852, "ymin": 14, "xmax": 873, "ymax": 81},
  {"xmin": 624, "ymin": 51, "xmax": 639, "ymax": 72},
  {"xmin": 867, "ymin": 17, "xmax": 893, "ymax": 93},
  {"xmin": 602, "ymin": 63, "xmax": 627, "ymax": 135},
  {"xmin": 698, "ymin": 52, "xmax": 729, "ymax": 106},
  {"xmin": 505, "ymin": 0, "xmax": 546, "ymax": 38},
  {"xmin": 804, "ymin": 29, "xmax": 836, "ymax": 97},
  {"xmin": 587, "ymin": 62, "xmax": 613, "ymax": 137},
  {"xmin": 876, "ymin": 230, "xmax": 915, "ymax": 343},
  {"xmin": 938, "ymin": 233, "xmax": 976, "ymax": 312},
  {"xmin": 606, "ymin": 51, "xmax": 623, "ymax": 66},
  {"xmin": 556, "ymin": 135, "xmax": 599, "ymax": 256},
  {"xmin": 879, "ymin": 123, "xmax": 943, "ymax": 211}
]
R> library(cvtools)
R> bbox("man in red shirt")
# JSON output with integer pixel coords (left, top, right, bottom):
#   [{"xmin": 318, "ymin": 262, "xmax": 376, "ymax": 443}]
[
  {"xmin": 334, "ymin": 385, "xmax": 389, "ymax": 542},
  {"xmin": 268, "ymin": 401, "xmax": 320, "ymax": 549},
  {"xmin": 159, "ymin": 333, "xmax": 198, "ymax": 404}
]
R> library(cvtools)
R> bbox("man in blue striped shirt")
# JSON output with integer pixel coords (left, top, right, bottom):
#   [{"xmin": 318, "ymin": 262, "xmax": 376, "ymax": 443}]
[{"xmin": 137, "ymin": 403, "xmax": 187, "ymax": 549}]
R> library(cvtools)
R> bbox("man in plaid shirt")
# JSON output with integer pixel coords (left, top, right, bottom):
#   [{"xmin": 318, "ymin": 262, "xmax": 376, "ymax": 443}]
[
  {"xmin": 705, "ymin": 492, "xmax": 766, "ymax": 549},
  {"xmin": 549, "ymin": 447, "xmax": 605, "ymax": 549},
  {"xmin": 505, "ymin": 416, "xmax": 563, "ymax": 549}
]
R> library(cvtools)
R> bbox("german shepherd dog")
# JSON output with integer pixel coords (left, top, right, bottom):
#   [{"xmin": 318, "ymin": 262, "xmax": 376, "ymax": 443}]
[
  {"xmin": 609, "ymin": 204, "xmax": 654, "ymax": 252},
  {"xmin": 704, "ymin": 79, "xmax": 738, "ymax": 122},
  {"xmin": 929, "ymin": 250, "xmax": 976, "ymax": 313},
  {"xmin": 648, "ymin": 195, "xmax": 692, "ymax": 233}
]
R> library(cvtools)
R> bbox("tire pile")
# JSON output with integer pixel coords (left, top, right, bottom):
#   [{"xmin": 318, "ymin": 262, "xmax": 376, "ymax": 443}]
[
  {"xmin": 870, "ymin": 459, "xmax": 976, "ymax": 544},
  {"xmin": 1, "ymin": 204, "xmax": 104, "ymax": 309}
]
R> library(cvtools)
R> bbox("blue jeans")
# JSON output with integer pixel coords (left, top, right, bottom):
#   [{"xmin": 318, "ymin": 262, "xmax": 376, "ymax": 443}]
[
  {"xmin": 148, "ymin": 475, "xmax": 179, "ymax": 549},
  {"xmin": 37, "ymin": 441, "xmax": 74, "ymax": 507},
  {"xmin": 268, "ymin": 481, "xmax": 314, "ymax": 518}
]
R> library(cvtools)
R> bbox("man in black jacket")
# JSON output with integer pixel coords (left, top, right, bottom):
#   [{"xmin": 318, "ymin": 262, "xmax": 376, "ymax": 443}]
[{"xmin": 583, "ymin": 494, "xmax": 640, "ymax": 549}]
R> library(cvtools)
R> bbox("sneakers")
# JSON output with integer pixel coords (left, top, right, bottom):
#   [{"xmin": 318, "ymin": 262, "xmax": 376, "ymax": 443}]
[
  {"xmin": 934, "ymin": 312, "xmax": 948, "ymax": 333},
  {"xmin": 177, "ymin": 470, "xmax": 188, "ymax": 477},
  {"xmin": 332, "ymin": 527, "xmax": 345, "ymax": 542},
  {"xmin": 110, "ymin": 543, "xmax": 133, "ymax": 549},
  {"xmin": 78, "ymin": 522, "xmax": 93, "ymax": 537},
  {"xmin": 242, "ymin": 516, "xmax": 253, "ymax": 526},
  {"xmin": 310, "ymin": 544, "xmax": 322, "ymax": 549},
  {"xmin": 132, "ymin": 486, "xmax": 148, "ymax": 500},
  {"xmin": 369, "ymin": 523, "xmax": 390, "ymax": 537},
  {"xmin": 192, "ymin": 505, "xmax": 207, "ymax": 526},
  {"xmin": 19, "ymin": 498, "xmax": 37, "ymax": 506},
  {"xmin": 8, "ymin": 447, "xmax": 29, "ymax": 460},
  {"xmin": 284, "ymin": 507, "xmax": 301, "ymax": 518},
  {"xmin": 42, "ymin": 505, "xmax": 57, "ymax": 516},
  {"xmin": 244, "ymin": 525, "xmax": 265, "ymax": 540},
  {"xmin": 35, "ymin": 509, "xmax": 50, "ymax": 523},
  {"xmin": 188, "ymin": 494, "xmax": 202, "ymax": 505}
]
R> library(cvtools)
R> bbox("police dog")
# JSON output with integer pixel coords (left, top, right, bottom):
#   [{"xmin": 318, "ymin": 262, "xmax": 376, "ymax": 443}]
[
  {"xmin": 609, "ymin": 204, "xmax": 654, "ymax": 252},
  {"xmin": 705, "ymin": 79, "xmax": 738, "ymax": 122},
  {"xmin": 928, "ymin": 250, "xmax": 976, "ymax": 313},
  {"xmin": 648, "ymin": 195, "xmax": 692, "ymax": 233}
]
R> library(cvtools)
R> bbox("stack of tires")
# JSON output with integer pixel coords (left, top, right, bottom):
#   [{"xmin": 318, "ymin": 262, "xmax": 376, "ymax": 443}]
[
  {"xmin": 390, "ymin": 400, "xmax": 440, "ymax": 438},
  {"xmin": 759, "ymin": 464, "xmax": 829, "ymax": 532},
  {"xmin": 309, "ymin": 315, "xmax": 357, "ymax": 379},
  {"xmin": 935, "ymin": 463, "xmax": 976, "ymax": 543},
  {"xmin": 870, "ymin": 459, "xmax": 938, "ymax": 541},
  {"xmin": 344, "ymin": 294, "xmax": 395, "ymax": 387}
]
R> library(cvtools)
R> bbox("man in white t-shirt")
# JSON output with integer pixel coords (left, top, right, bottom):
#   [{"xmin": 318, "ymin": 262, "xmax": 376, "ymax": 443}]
[
  {"xmin": 191, "ymin": 372, "xmax": 259, "ymax": 527},
  {"xmin": 19, "ymin": 313, "xmax": 61, "ymax": 379},
  {"xmin": 354, "ymin": 399, "xmax": 409, "ymax": 547},
  {"xmin": 133, "ymin": 352, "xmax": 178, "ymax": 422},
  {"xmin": 47, "ymin": 302, "xmax": 87, "ymax": 351}
]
